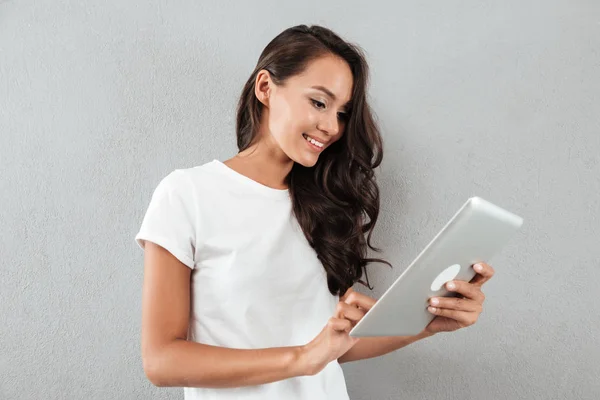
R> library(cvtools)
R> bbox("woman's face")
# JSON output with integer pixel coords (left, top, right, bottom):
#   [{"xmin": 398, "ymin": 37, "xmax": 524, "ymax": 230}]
[{"xmin": 255, "ymin": 54, "xmax": 354, "ymax": 167}]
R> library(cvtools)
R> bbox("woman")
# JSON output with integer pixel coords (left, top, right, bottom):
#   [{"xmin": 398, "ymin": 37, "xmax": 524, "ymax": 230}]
[{"xmin": 135, "ymin": 24, "xmax": 494, "ymax": 400}]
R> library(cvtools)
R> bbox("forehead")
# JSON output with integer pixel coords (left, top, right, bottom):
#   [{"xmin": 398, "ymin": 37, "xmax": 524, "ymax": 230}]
[{"xmin": 291, "ymin": 55, "xmax": 353, "ymax": 104}]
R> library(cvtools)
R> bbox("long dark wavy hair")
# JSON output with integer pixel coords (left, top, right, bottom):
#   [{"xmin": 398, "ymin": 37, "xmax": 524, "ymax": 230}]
[{"xmin": 235, "ymin": 24, "xmax": 392, "ymax": 297}]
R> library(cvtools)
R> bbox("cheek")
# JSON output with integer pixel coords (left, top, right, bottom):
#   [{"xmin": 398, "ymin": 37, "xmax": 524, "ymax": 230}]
[
  {"xmin": 304, "ymin": 106, "xmax": 319, "ymax": 126},
  {"xmin": 267, "ymin": 101, "xmax": 291, "ymax": 136},
  {"xmin": 278, "ymin": 103, "xmax": 315, "ymax": 136},
  {"xmin": 271, "ymin": 98, "xmax": 294, "ymax": 126},
  {"xmin": 269, "ymin": 99, "xmax": 321, "ymax": 150}
]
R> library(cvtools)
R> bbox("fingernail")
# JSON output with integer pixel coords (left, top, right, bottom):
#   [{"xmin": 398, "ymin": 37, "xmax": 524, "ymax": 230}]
[
  {"xmin": 428, "ymin": 307, "xmax": 437, "ymax": 313},
  {"xmin": 447, "ymin": 282, "xmax": 456, "ymax": 290},
  {"xmin": 475, "ymin": 264, "xmax": 483, "ymax": 272},
  {"xmin": 430, "ymin": 298, "xmax": 439, "ymax": 306}
]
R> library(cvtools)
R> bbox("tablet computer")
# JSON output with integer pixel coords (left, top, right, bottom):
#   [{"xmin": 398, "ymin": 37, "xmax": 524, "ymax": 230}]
[{"xmin": 349, "ymin": 196, "xmax": 524, "ymax": 337}]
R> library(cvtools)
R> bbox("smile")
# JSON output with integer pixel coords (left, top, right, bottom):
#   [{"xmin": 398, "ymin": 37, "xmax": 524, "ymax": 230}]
[{"xmin": 302, "ymin": 133, "xmax": 325, "ymax": 148}]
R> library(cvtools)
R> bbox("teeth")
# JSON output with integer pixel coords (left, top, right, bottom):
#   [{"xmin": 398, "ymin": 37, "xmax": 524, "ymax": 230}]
[{"xmin": 303, "ymin": 134, "xmax": 324, "ymax": 147}]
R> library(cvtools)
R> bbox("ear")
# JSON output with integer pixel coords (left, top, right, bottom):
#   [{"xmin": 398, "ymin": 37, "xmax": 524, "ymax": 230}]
[{"xmin": 254, "ymin": 69, "xmax": 271, "ymax": 107}]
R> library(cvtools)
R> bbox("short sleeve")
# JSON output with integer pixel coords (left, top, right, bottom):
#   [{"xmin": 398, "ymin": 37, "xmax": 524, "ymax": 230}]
[{"xmin": 134, "ymin": 169, "xmax": 197, "ymax": 269}]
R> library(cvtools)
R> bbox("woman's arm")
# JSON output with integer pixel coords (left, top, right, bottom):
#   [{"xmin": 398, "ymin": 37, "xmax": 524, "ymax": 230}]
[
  {"xmin": 141, "ymin": 242, "xmax": 309, "ymax": 388},
  {"xmin": 145, "ymin": 339, "xmax": 306, "ymax": 388},
  {"xmin": 337, "ymin": 331, "xmax": 433, "ymax": 364},
  {"xmin": 335, "ymin": 288, "xmax": 435, "ymax": 364}
]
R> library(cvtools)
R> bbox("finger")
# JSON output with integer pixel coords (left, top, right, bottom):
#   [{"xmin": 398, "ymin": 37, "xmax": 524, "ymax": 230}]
[
  {"xmin": 446, "ymin": 280, "xmax": 485, "ymax": 303},
  {"xmin": 335, "ymin": 302, "xmax": 366, "ymax": 325},
  {"xmin": 342, "ymin": 289, "xmax": 377, "ymax": 312},
  {"xmin": 427, "ymin": 307, "xmax": 478, "ymax": 326},
  {"xmin": 428, "ymin": 296, "xmax": 482, "ymax": 312},
  {"xmin": 340, "ymin": 287, "xmax": 353, "ymax": 302},
  {"xmin": 469, "ymin": 262, "xmax": 495, "ymax": 287},
  {"xmin": 329, "ymin": 317, "xmax": 353, "ymax": 333}
]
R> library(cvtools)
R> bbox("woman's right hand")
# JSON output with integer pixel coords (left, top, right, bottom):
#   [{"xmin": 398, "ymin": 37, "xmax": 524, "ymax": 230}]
[{"xmin": 299, "ymin": 298, "xmax": 368, "ymax": 376}]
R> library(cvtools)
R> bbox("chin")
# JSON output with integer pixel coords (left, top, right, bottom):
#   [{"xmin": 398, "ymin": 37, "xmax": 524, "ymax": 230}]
[{"xmin": 292, "ymin": 153, "xmax": 319, "ymax": 168}]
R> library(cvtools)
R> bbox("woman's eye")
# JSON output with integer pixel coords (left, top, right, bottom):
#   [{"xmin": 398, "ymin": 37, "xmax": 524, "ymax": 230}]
[
  {"xmin": 311, "ymin": 99, "xmax": 348, "ymax": 121},
  {"xmin": 312, "ymin": 99, "xmax": 348, "ymax": 121},
  {"xmin": 311, "ymin": 99, "xmax": 326, "ymax": 109}
]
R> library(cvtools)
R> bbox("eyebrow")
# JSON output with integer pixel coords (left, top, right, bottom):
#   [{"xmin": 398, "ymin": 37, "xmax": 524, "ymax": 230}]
[{"xmin": 311, "ymin": 85, "xmax": 351, "ymax": 110}]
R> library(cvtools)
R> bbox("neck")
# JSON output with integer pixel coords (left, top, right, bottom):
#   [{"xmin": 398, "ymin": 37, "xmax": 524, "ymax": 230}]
[{"xmin": 225, "ymin": 139, "xmax": 294, "ymax": 190}]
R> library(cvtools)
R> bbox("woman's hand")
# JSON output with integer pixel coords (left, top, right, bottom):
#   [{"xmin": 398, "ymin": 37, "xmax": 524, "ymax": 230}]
[
  {"xmin": 339, "ymin": 288, "xmax": 377, "ymax": 324},
  {"xmin": 423, "ymin": 262, "xmax": 495, "ymax": 335},
  {"xmin": 299, "ymin": 288, "xmax": 376, "ymax": 375}
]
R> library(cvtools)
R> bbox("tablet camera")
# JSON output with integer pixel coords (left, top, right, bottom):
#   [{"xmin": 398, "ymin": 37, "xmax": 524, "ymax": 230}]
[{"xmin": 430, "ymin": 264, "xmax": 461, "ymax": 291}]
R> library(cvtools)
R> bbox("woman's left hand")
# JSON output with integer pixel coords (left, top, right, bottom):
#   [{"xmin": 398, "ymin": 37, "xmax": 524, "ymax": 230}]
[{"xmin": 422, "ymin": 262, "xmax": 495, "ymax": 335}]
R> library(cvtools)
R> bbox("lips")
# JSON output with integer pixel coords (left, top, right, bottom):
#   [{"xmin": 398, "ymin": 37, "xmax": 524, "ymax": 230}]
[{"xmin": 302, "ymin": 133, "xmax": 328, "ymax": 145}]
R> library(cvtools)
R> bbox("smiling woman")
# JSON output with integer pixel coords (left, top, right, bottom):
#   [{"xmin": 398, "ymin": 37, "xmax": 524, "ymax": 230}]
[{"xmin": 136, "ymin": 24, "xmax": 395, "ymax": 400}]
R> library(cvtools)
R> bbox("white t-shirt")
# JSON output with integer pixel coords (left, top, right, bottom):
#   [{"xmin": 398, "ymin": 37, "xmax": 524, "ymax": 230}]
[{"xmin": 135, "ymin": 159, "xmax": 349, "ymax": 400}]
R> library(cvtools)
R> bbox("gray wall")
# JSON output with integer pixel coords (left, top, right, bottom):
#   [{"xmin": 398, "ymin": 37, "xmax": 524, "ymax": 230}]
[{"xmin": 2, "ymin": 1, "xmax": 598, "ymax": 399}]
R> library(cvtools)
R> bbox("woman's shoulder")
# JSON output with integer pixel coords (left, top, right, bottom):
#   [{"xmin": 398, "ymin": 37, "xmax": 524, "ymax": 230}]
[
  {"xmin": 162, "ymin": 160, "xmax": 221, "ymax": 188},
  {"xmin": 146, "ymin": 161, "xmax": 221, "ymax": 211}
]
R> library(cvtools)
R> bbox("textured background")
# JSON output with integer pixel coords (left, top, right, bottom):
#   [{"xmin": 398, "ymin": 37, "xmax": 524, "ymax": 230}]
[{"xmin": 1, "ymin": 0, "xmax": 599, "ymax": 399}]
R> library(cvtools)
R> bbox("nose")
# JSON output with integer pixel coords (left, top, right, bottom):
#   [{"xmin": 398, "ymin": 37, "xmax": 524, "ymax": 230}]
[{"xmin": 318, "ymin": 111, "xmax": 340, "ymax": 136}]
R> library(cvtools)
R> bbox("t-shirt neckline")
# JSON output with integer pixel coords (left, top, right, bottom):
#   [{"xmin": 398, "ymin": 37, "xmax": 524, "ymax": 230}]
[{"xmin": 211, "ymin": 159, "xmax": 290, "ymax": 199}]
